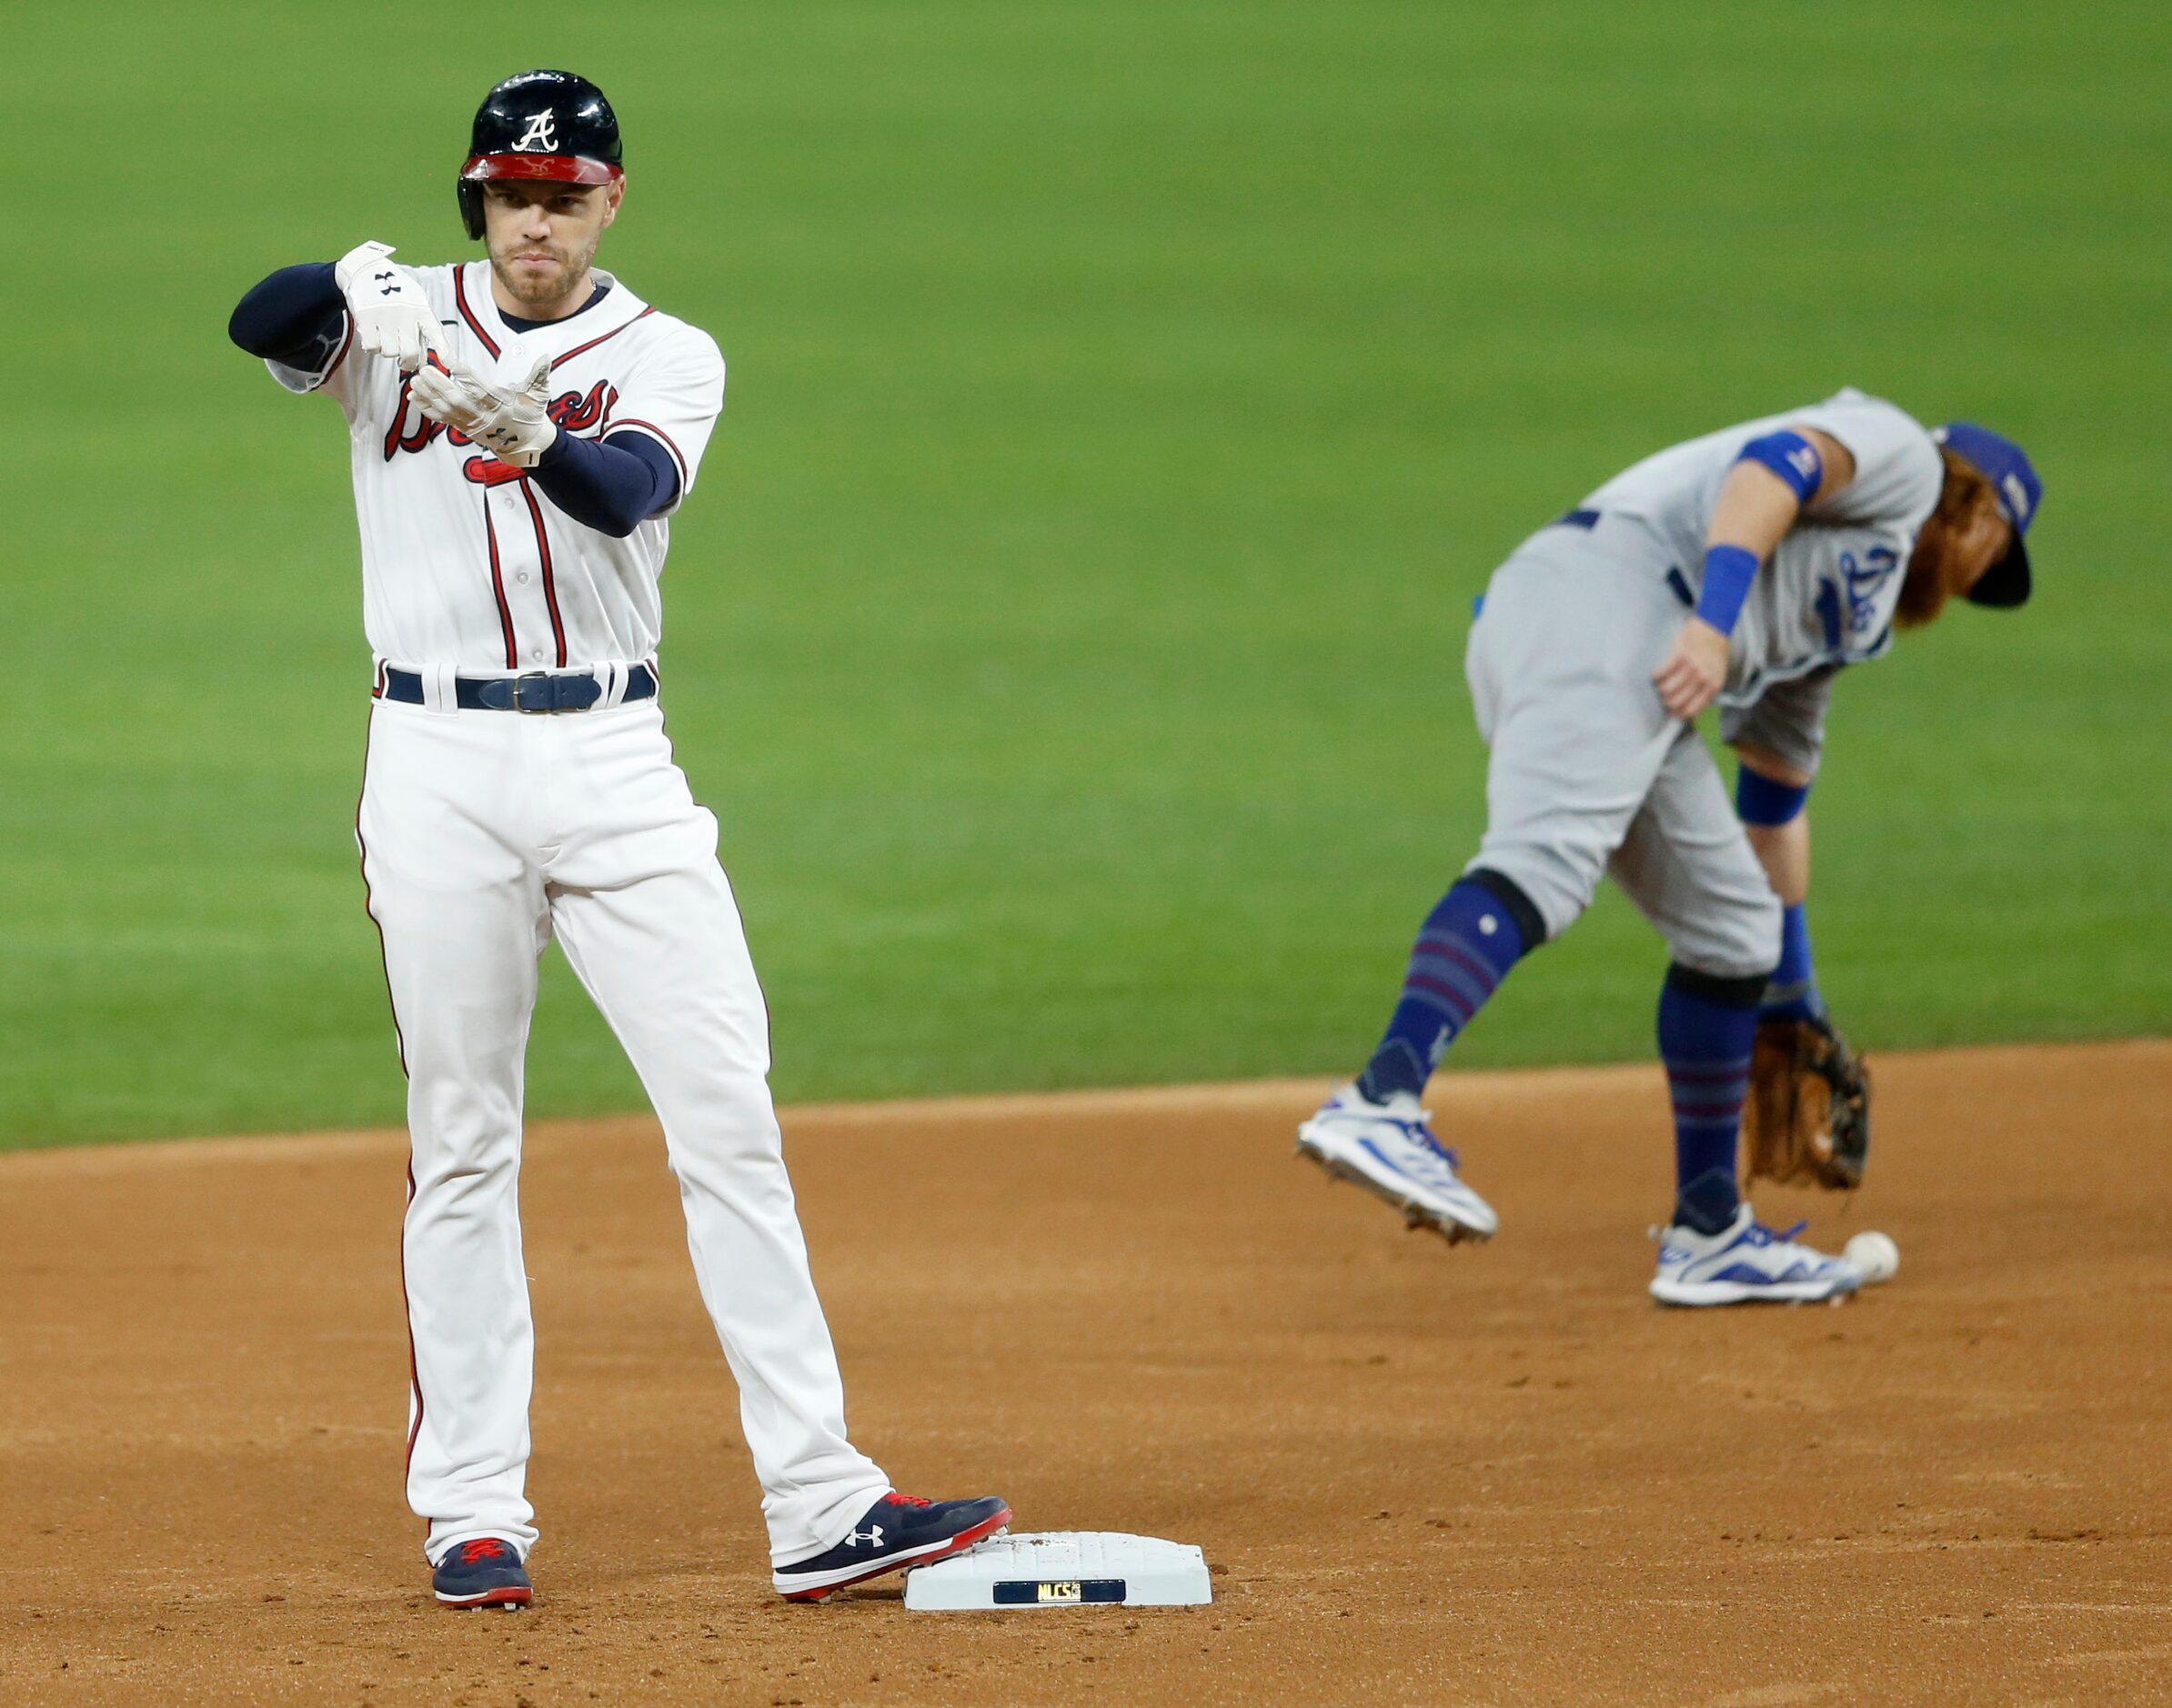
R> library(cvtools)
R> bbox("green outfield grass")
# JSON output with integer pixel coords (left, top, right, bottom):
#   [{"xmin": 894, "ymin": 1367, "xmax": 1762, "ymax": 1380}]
[{"xmin": 4, "ymin": 2, "xmax": 2167, "ymax": 1146}]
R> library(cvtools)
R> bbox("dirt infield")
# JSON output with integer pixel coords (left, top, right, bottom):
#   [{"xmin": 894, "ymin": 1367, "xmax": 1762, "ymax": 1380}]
[{"xmin": 2, "ymin": 1040, "xmax": 2167, "ymax": 1705}]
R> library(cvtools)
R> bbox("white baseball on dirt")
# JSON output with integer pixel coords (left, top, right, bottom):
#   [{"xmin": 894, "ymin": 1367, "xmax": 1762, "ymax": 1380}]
[{"xmin": 1844, "ymin": 1231, "xmax": 1899, "ymax": 1285}]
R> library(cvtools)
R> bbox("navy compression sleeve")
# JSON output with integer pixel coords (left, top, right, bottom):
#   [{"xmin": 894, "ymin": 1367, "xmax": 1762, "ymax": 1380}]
[
  {"xmin": 229, "ymin": 263, "xmax": 344, "ymax": 365},
  {"xmin": 530, "ymin": 430, "xmax": 681, "ymax": 538}
]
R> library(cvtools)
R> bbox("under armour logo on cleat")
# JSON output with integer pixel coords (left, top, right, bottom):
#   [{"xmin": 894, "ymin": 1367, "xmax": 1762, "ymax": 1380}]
[{"xmin": 846, "ymin": 1525, "xmax": 884, "ymax": 1548}]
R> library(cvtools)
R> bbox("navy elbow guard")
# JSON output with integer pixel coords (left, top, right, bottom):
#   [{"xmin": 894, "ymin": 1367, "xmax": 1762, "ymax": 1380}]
[{"xmin": 1735, "ymin": 429, "xmax": 1822, "ymax": 503}]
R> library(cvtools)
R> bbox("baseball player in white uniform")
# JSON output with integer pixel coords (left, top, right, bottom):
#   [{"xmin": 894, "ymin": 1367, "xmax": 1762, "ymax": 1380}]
[
  {"xmin": 1296, "ymin": 390, "xmax": 2041, "ymax": 1304},
  {"xmin": 228, "ymin": 70, "xmax": 1009, "ymax": 1607}
]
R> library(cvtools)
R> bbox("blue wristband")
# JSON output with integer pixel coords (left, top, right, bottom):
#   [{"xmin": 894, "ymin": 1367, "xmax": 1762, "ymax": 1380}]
[
  {"xmin": 1736, "ymin": 430, "xmax": 1822, "ymax": 503},
  {"xmin": 1695, "ymin": 544, "xmax": 1758, "ymax": 636},
  {"xmin": 1735, "ymin": 765, "xmax": 1810, "ymax": 826}
]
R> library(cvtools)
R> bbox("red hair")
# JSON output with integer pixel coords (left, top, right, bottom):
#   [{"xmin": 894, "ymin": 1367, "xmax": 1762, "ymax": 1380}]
[{"xmin": 1897, "ymin": 447, "xmax": 2001, "ymax": 628}]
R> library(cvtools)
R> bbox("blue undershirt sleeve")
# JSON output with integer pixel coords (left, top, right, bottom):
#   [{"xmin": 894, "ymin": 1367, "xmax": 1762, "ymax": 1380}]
[
  {"xmin": 229, "ymin": 263, "xmax": 344, "ymax": 365},
  {"xmin": 530, "ymin": 429, "xmax": 681, "ymax": 538}
]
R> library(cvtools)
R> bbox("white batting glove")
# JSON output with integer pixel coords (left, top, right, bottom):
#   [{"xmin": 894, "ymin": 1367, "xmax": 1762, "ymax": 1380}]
[
  {"xmin": 407, "ymin": 348, "xmax": 558, "ymax": 467},
  {"xmin": 334, "ymin": 240, "xmax": 443, "ymax": 372}
]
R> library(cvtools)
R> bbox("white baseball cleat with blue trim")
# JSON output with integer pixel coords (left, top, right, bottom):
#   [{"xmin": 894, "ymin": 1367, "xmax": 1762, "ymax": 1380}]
[
  {"xmin": 1296, "ymin": 1084, "xmax": 1498, "ymax": 1243},
  {"xmin": 1648, "ymin": 1204, "xmax": 1860, "ymax": 1306}
]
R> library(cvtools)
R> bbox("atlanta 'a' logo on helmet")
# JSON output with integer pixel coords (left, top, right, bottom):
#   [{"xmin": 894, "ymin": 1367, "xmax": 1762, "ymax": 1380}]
[{"xmin": 514, "ymin": 111, "xmax": 557, "ymax": 152}]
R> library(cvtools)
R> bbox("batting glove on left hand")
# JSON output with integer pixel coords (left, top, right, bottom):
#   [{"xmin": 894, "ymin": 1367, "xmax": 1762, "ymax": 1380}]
[
  {"xmin": 408, "ymin": 349, "xmax": 558, "ymax": 467},
  {"xmin": 334, "ymin": 240, "xmax": 443, "ymax": 373}
]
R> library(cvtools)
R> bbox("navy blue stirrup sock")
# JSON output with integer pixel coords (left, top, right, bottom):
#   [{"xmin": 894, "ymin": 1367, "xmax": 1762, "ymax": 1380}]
[
  {"xmin": 1658, "ymin": 965, "xmax": 1764, "ymax": 1234},
  {"xmin": 1355, "ymin": 875, "xmax": 1534, "ymax": 1103},
  {"xmin": 1759, "ymin": 903, "xmax": 1824, "ymax": 1022}
]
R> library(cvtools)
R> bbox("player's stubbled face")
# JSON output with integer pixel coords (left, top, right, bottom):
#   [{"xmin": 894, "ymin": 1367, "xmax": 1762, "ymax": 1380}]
[{"xmin": 482, "ymin": 181, "xmax": 618, "ymax": 307}]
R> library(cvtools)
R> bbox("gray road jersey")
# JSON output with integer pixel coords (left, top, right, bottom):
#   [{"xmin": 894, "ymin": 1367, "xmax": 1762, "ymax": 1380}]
[{"xmin": 1580, "ymin": 388, "xmax": 1944, "ymax": 705}]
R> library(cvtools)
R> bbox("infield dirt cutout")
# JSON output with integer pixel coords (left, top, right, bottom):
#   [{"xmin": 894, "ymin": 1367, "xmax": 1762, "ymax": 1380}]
[{"xmin": 3, "ymin": 1040, "xmax": 2167, "ymax": 1705}]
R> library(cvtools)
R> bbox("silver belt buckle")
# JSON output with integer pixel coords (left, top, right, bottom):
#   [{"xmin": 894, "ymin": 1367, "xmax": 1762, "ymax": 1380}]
[{"xmin": 510, "ymin": 671, "xmax": 558, "ymax": 713}]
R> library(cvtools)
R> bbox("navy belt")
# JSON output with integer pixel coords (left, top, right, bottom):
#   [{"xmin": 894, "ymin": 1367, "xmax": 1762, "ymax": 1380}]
[
  {"xmin": 1554, "ymin": 507, "xmax": 1601, "ymax": 530},
  {"xmin": 378, "ymin": 665, "xmax": 657, "ymax": 713}
]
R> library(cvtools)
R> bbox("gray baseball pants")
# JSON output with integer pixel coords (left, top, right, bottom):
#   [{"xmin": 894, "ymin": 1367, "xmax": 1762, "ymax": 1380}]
[{"xmin": 1462, "ymin": 517, "xmax": 1782, "ymax": 980}]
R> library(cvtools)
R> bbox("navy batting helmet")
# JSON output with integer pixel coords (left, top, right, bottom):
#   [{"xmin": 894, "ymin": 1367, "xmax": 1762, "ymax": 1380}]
[{"xmin": 458, "ymin": 70, "xmax": 623, "ymax": 241}]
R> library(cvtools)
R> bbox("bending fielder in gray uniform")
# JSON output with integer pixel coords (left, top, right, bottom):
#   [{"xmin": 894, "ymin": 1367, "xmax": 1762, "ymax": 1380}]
[{"xmin": 1297, "ymin": 390, "xmax": 2042, "ymax": 1304}]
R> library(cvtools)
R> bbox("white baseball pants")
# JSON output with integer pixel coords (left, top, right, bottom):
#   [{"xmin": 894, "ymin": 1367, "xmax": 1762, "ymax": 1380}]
[{"xmin": 357, "ymin": 691, "xmax": 889, "ymax": 1568}]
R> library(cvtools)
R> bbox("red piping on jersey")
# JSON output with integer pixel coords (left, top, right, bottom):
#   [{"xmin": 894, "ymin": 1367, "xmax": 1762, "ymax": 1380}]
[
  {"xmin": 517, "ymin": 478, "xmax": 569, "ymax": 667},
  {"xmin": 317, "ymin": 314, "xmax": 357, "ymax": 390},
  {"xmin": 482, "ymin": 499, "xmax": 519, "ymax": 668},
  {"xmin": 603, "ymin": 418, "xmax": 689, "ymax": 490},
  {"xmin": 550, "ymin": 305, "xmax": 655, "ymax": 368},
  {"xmin": 454, "ymin": 266, "xmax": 500, "ymax": 358}
]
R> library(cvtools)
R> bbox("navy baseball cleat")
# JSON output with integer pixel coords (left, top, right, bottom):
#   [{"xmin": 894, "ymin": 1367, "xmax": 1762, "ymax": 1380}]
[
  {"xmin": 432, "ymin": 1536, "xmax": 532, "ymax": 1609},
  {"xmin": 772, "ymin": 1492, "xmax": 1012, "ymax": 1602}
]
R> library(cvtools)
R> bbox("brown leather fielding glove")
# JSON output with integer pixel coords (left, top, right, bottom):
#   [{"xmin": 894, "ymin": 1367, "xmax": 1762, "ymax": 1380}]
[{"xmin": 1743, "ymin": 1014, "xmax": 1870, "ymax": 1190}]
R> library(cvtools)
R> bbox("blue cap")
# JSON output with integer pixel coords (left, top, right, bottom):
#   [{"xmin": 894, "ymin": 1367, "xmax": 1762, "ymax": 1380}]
[{"xmin": 1932, "ymin": 421, "xmax": 2040, "ymax": 608}]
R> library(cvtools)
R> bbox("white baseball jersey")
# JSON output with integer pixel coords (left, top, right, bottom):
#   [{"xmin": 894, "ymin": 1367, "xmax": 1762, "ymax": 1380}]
[
  {"xmin": 1579, "ymin": 387, "xmax": 1945, "ymax": 704},
  {"xmin": 266, "ymin": 261, "xmax": 724, "ymax": 673},
  {"xmin": 267, "ymin": 258, "xmax": 895, "ymax": 1567}
]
